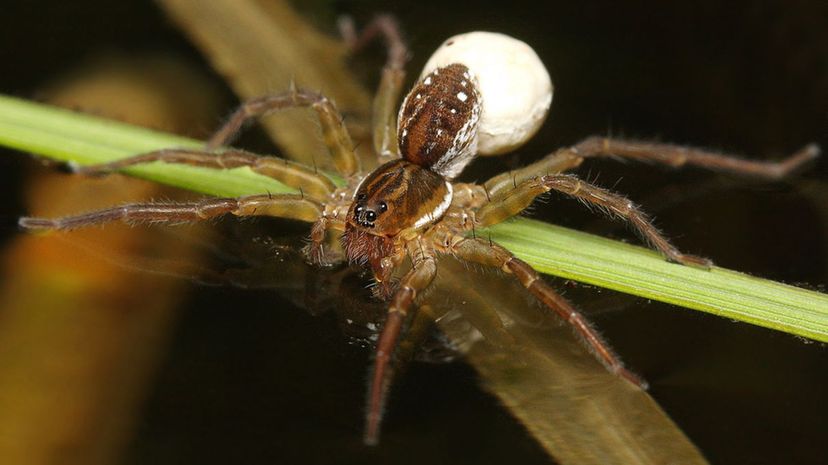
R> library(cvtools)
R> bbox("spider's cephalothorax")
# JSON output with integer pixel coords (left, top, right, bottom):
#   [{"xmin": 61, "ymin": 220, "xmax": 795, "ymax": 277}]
[
  {"xmin": 342, "ymin": 63, "xmax": 476, "ymax": 274},
  {"xmin": 18, "ymin": 20, "xmax": 819, "ymax": 446},
  {"xmin": 342, "ymin": 159, "xmax": 451, "ymax": 272}
]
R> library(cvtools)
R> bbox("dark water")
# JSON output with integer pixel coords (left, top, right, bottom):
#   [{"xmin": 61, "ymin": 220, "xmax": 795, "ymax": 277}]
[{"xmin": 1, "ymin": 1, "xmax": 826, "ymax": 464}]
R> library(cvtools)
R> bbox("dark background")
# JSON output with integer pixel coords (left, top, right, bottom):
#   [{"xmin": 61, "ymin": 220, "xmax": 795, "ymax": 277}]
[{"xmin": 0, "ymin": 1, "xmax": 826, "ymax": 464}]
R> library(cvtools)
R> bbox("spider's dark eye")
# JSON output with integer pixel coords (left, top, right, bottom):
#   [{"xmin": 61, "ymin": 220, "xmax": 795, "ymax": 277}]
[
  {"xmin": 378, "ymin": 201, "xmax": 388, "ymax": 213},
  {"xmin": 365, "ymin": 211, "xmax": 377, "ymax": 222},
  {"xmin": 356, "ymin": 193, "xmax": 366, "ymax": 202}
]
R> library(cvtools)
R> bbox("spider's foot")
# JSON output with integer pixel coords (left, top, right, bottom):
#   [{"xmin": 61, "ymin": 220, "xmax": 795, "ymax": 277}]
[
  {"xmin": 761, "ymin": 143, "xmax": 821, "ymax": 179},
  {"xmin": 303, "ymin": 243, "xmax": 342, "ymax": 268},
  {"xmin": 18, "ymin": 216, "xmax": 56, "ymax": 231},
  {"xmin": 70, "ymin": 162, "xmax": 113, "ymax": 177},
  {"xmin": 371, "ymin": 278, "xmax": 399, "ymax": 301},
  {"xmin": 616, "ymin": 366, "xmax": 649, "ymax": 391},
  {"xmin": 798, "ymin": 143, "xmax": 821, "ymax": 160},
  {"xmin": 785, "ymin": 143, "xmax": 821, "ymax": 171},
  {"xmin": 337, "ymin": 15, "xmax": 356, "ymax": 47},
  {"xmin": 65, "ymin": 160, "xmax": 87, "ymax": 174},
  {"xmin": 670, "ymin": 253, "xmax": 713, "ymax": 270}
]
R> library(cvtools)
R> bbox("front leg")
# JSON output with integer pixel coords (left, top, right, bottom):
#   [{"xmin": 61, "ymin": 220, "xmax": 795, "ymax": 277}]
[
  {"xmin": 475, "ymin": 174, "xmax": 711, "ymax": 268},
  {"xmin": 364, "ymin": 250, "xmax": 437, "ymax": 446},
  {"xmin": 481, "ymin": 138, "xmax": 818, "ymax": 201},
  {"xmin": 305, "ymin": 216, "xmax": 346, "ymax": 266},
  {"xmin": 574, "ymin": 136, "xmax": 819, "ymax": 179}
]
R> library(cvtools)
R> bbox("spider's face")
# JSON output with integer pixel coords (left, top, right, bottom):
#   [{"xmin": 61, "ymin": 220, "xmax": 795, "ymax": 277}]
[
  {"xmin": 351, "ymin": 192, "xmax": 388, "ymax": 230},
  {"xmin": 342, "ymin": 159, "xmax": 451, "ymax": 271},
  {"xmin": 347, "ymin": 159, "xmax": 451, "ymax": 236}
]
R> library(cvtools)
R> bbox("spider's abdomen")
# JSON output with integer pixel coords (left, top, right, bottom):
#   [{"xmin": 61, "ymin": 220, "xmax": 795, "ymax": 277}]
[{"xmin": 397, "ymin": 63, "xmax": 481, "ymax": 179}]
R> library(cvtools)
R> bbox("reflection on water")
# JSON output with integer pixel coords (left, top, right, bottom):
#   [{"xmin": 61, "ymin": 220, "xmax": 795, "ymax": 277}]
[{"xmin": 65, "ymin": 217, "xmax": 704, "ymax": 463}]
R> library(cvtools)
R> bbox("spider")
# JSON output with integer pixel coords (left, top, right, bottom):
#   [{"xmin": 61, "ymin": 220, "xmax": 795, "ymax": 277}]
[{"xmin": 18, "ymin": 16, "xmax": 819, "ymax": 445}]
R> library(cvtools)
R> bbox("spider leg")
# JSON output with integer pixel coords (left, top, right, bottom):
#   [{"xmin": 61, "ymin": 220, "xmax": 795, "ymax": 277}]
[
  {"xmin": 476, "ymin": 173, "xmax": 712, "ymax": 268},
  {"xmin": 481, "ymin": 137, "xmax": 819, "ymax": 200},
  {"xmin": 73, "ymin": 148, "xmax": 337, "ymax": 201},
  {"xmin": 18, "ymin": 194, "xmax": 322, "ymax": 231},
  {"xmin": 483, "ymin": 149, "xmax": 584, "ymax": 198},
  {"xmin": 449, "ymin": 237, "xmax": 647, "ymax": 389},
  {"xmin": 574, "ymin": 136, "xmax": 819, "ymax": 179},
  {"xmin": 305, "ymin": 216, "xmax": 346, "ymax": 266},
  {"xmin": 207, "ymin": 88, "xmax": 360, "ymax": 177},
  {"xmin": 364, "ymin": 250, "xmax": 437, "ymax": 446},
  {"xmin": 340, "ymin": 14, "xmax": 408, "ymax": 163}
]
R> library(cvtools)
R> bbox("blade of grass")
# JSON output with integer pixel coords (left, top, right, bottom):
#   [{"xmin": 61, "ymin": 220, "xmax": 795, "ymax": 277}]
[
  {"xmin": 2, "ymin": 94, "xmax": 826, "ymax": 342},
  {"xmin": 0, "ymin": 94, "xmax": 334, "ymax": 197},
  {"xmin": 490, "ymin": 219, "xmax": 827, "ymax": 341}
]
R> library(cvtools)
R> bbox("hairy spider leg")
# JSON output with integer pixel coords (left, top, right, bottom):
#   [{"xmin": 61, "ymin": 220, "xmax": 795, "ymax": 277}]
[
  {"xmin": 73, "ymin": 148, "xmax": 337, "ymax": 201},
  {"xmin": 477, "ymin": 138, "xmax": 819, "ymax": 268},
  {"xmin": 477, "ymin": 173, "xmax": 712, "ymax": 268},
  {"xmin": 306, "ymin": 215, "xmax": 347, "ymax": 266},
  {"xmin": 206, "ymin": 88, "xmax": 361, "ymax": 177},
  {"xmin": 484, "ymin": 139, "xmax": 819, "ymax": 200},
  {"xmin": 576, "ymin": 137, "xmax": 819, "ymax": 179},
  {"xmin": 340, "ymin": 14, "xmax": 408, "ymax": 163},
  {"xmin": 449, "ymin": 237, "xmax": 648, "ymax": 389},
  {"xmin": 364, "ymin": 249, "xmax": 437, "ymax": 446},
  {"xmin": 483, "ymin": 150, "xmax": 585, "ymax": 198},
  {"xmin": 18, "ymin": 194, "xmax": 323, "ymax": 231}
]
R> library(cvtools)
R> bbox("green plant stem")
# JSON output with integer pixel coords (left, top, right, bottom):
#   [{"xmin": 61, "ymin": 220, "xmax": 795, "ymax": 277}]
[{"xmin": 2, "ymin": 94, "xmax": 826, "ymax": 342}]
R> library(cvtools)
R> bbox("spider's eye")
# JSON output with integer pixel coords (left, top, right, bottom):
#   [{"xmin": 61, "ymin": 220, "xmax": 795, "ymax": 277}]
[
  {"xmin": 365, "ymin": 211, "xmax": 377, "ymax": 222},
  {"xmin": 378, "ymin": 201, "xmax": 388, "ymax": 213},
  {"xmin": 356, "ymin": 193, "xmax": 366, "ymax": 202}
]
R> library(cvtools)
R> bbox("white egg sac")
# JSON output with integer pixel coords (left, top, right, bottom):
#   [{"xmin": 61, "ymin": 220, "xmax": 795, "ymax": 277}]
[{"xmin": 421, "ymin": 31, "xmax": 553, "ymax": 155}]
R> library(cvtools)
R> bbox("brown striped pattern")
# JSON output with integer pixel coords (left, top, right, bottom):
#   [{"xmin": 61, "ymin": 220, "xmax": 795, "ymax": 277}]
[
  {"xmin": 346, "ymin": 159, "xmax": 448, "ymax": 234},
  {"xmin": 397, "ymin": 63, "xmax": 481, "ymax": 177}
]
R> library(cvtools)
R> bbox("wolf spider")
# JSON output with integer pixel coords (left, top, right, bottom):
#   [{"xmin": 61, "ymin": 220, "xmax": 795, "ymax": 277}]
[{"xmin": 19, "ymin": 16, "xmax": 819, "ymax": 445}]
